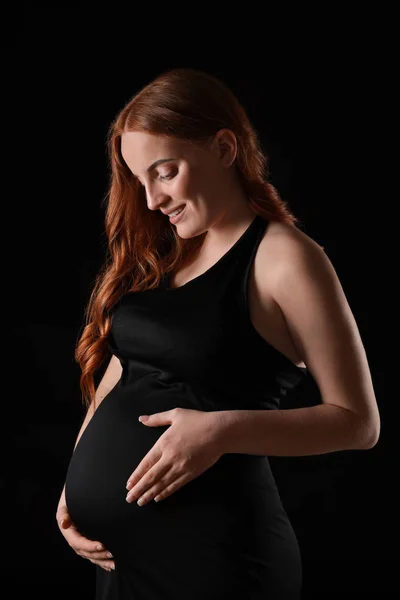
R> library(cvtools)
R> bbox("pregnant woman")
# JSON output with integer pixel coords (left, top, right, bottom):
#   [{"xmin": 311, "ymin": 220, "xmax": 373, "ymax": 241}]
[{"xmin": 56, "ymin": 68, "xmax": 380, "ymax": 599}]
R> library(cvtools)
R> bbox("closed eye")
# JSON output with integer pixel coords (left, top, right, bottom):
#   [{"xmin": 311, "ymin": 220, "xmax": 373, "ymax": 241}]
[
  {"xmin": 158, "ymin": 171, "xmax": 176, "ymax": 181},
  {"xmin": 135, "ymin": 171, "xmax": 176, "ymax": 188}
]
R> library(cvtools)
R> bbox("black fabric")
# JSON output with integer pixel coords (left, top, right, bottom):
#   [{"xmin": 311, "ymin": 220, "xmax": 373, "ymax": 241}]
[{"xmin": 65, "ymin": 214, "xmax": 307, "ymax": 599}]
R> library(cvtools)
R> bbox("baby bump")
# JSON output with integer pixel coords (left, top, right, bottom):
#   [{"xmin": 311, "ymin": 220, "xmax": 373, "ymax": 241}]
[
  {"xmin": 65, "ymin": 373, "xmax": 225, "ymax": 544},
  {"xmin": 65, "ymin": 373, "xmax": 183, "ymax": 539},
  {"xmin": 64, "ymin": 370, "xmax": 283, "ymax": 554}
]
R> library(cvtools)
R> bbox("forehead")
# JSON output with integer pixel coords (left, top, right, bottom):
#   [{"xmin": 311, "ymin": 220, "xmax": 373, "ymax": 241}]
[
  {"xmin": 120, "ymin": 131, "xmax": 213, "ymax": 176},
  {"xmin": 121, "ymin": 131, "xmax": 185, "ymax": 172}
]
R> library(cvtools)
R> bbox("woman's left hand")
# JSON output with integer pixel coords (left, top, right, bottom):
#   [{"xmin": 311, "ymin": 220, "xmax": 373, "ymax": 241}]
[{"xmin": 125, "ymin": 408, "xmax": 226, "ymax": 506}]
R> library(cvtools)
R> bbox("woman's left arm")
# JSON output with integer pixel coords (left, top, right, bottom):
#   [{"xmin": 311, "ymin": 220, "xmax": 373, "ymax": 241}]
[{"xmin": 217, "ymin": 228, "xmax": 381, "ymax": 456}]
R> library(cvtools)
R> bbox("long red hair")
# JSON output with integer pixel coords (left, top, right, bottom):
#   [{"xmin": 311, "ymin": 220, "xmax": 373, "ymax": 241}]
[{"xmin": 75, "ymin": 67, "xmax": 301, "ymax": 409}]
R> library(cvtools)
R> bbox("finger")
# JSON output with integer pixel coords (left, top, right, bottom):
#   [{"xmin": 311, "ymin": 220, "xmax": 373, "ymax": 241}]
[
  {"xmin": 143, "ymin": 472, "xmax": 191, "ymax": 505},
  {"xmin": 57, "ymin": 505, "xmax": 69, "ymax": 518},
  {"xmin": 60, "ymin": 516, "xmax": 71, "ymax": 529},
  {"xmin": 80, "ymin": 548, "xmax": 114, "ymax": 560},
  {"xmin": 63, "ymin": 526, "xmax": 105, "ymax": 552},
  {"xmin": 126, "ymin": 449, "xmax": 164, "ymax": 490},
  {"xmin": 82, "ymin": 549, "xmax": 114, "ymax": 561},
  {"xmin": 89, "ymin": 559, "xmax": 115, "ymax": 571},
  {"xmin": 131, "ymin": 473, "xmax": 171, "ymax": 505},
  {"xmin": 56, "ymin": 509, "xmax": 71, "ymax": 529},
  {"xmin": 77, "ymin": 539, "xmax": 112, "ymax": 555},
  {"xmin": 65, "ymin": 531, "xmax": 111, "ymax": 557},
  {"xmin": 72, "ymin": 541, "xmax": 113, "ymax": 561},
  {"xmin": 126, "ymin": 463, "xmax": 172, "ymax": 502},
  {"xmin": 59, "ymin": 520, "xmax": 113, "ymax": 560}
]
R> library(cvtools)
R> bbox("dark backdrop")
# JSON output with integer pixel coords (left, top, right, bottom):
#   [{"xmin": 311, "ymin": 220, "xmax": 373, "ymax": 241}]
[{"xmin": 8, "ymin": 5, "xmax": 394, "ymax": 598}]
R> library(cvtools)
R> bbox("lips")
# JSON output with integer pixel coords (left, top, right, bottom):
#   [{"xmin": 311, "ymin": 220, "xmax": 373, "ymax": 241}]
[
  {"xmin": 167, "ymin": 204, "xmax": 185, "ymax": 216},
  {"xmin": 169, "ymin": 204, "xmax": 186, "ymax": 223}
]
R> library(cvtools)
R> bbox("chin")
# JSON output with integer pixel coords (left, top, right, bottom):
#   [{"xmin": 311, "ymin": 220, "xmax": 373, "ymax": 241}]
[{"xmin": 176, "ymin": 220, "xmax": 205, "ymax": 240}]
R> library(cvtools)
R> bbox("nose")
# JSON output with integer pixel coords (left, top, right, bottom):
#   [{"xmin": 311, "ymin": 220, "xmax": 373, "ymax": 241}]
[{"xmin": 144, "ymin": 182, "xmax": 170, "ymax": 211}]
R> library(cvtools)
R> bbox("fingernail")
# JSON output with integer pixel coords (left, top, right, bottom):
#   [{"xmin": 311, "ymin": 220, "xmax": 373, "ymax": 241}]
[
  {"xmin": 107, "ymin": 552, "xmax": 113, "ymax": 558},
  {"xmin": 96, "ymin": 544, "xmax": 104, "ymax": 551}
]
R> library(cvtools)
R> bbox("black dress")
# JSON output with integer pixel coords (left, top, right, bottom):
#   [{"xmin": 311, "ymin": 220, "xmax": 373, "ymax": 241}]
[{"xmin": 65, "ymin": 214, "xmax": 308, "ymax": 599}]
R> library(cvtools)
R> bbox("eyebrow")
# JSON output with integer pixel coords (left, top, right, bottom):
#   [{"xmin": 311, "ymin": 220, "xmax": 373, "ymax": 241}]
[{"xmin": 147, "ymin": 158, "xmax": 177, "ymax": 173}]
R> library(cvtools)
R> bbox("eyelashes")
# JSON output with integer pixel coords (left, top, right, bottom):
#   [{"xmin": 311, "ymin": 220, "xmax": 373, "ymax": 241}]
[
  {"xmin": 158, "ymin": 171, "xmax": 176, "ymax": 181},
  {"xmin": 135, "ymin": 170, "xmax": 176, "ymax": 190}
]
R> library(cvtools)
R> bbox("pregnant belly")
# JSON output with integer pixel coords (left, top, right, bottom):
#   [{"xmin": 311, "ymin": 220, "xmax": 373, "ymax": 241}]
[{"xmin": 65, "ymin": 370, "xmax": 284, "ymax": 557}]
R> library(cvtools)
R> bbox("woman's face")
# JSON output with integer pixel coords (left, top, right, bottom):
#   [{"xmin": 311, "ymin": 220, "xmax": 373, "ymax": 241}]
[{"xmin": 120, "ymin": 130, "xmax": 238, "ymax": 238}]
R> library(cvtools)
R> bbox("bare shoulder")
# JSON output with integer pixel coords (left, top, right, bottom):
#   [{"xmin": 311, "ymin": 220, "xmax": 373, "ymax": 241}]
[
  {"xmin": 259, "ymin": 219, "xmax": 344, "ymax": 308},
  {"xmin": 258, "ymin": 217, "xmax": 346, "ymax": 345},
  {"xmin": 257, "ymin": 218, "xmax": 380, "ymax": 444},
  {"xmin": 259, "ymin": 219, "xmax": 324, "ymax": 279},
  {"xmin": 256, "ymin": 219, "xmax": 326, "ymax": 301}
]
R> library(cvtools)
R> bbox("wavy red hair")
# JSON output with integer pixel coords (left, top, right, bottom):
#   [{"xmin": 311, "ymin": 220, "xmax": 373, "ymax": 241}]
[{"xmin": 75, "ymin": 67, "xmax": 301, "ymax": 409}]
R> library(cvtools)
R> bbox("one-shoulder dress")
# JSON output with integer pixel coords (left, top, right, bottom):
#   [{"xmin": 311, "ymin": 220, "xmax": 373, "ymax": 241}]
[{"xmin": 65, "ymin": 214, "xmax": 308, "ymax": 599}]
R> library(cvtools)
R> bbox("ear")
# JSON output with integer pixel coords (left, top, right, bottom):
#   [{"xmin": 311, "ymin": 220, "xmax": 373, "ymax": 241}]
[{"xmin": 212, "ymin": 129, "xmax": 237, "ymax": 168}]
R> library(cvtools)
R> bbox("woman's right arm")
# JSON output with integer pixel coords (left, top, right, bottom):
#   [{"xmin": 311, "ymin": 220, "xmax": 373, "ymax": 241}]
[{"xmin": 56, "ymin": 354, "xmax": 123, "ymax": 571}]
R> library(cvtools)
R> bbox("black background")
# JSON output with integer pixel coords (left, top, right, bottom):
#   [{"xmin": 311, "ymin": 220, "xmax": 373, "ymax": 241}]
[{"xmin": 7, "ymin": 4, "xmax": 395, "ymax": 598}]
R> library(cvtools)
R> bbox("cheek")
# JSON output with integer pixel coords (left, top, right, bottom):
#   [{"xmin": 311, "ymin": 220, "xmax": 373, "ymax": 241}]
[
  {"xmin": 175, "ymin": 168, "xmax": 210, "ymax": 200},
  {"xmin": 174, "ymin": 171, "xmax": 196, "ymax": 198}
]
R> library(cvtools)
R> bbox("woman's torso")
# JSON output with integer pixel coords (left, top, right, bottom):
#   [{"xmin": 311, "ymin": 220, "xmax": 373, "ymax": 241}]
[
  {"xmin": 65, "ymin": 212, "xmax": 308, "ymax": 560},
  {"xmin": 167, "ymin": 216, "xmax": 306, "ymax": 371}
]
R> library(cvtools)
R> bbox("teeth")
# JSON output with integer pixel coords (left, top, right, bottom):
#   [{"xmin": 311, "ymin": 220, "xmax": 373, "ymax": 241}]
[{"xmin": 170, "ymin": 206, "xmax": 184, "ymax": 217}]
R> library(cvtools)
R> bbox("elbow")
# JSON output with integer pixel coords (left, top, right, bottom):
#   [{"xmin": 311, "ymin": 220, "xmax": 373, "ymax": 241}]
[
  {"xmin": 362, "ymin": 427, "xmax": 380, "ymax": 449},
  {"xmin": 355, "ymin": 418, "xmax": 381, "ymax": 450}
]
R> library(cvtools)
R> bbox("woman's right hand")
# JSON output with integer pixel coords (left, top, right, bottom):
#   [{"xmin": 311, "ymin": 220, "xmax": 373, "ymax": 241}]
[{"xmin": 56, "ymin": 505, "xmax": 115, "ymax": 572}]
